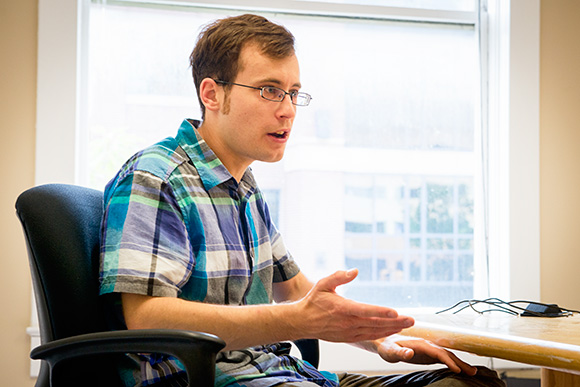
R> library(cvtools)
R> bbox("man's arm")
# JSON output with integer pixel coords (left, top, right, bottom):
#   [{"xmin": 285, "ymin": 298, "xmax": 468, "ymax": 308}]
[{"xmin": 122, "ymin": 269, "xmax": 414, "ymax": 351}]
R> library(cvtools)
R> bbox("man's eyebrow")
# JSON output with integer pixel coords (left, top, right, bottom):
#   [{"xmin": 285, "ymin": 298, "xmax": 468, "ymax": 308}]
[{"xmin": 259, "ymin": 78, "xmax": 302, "ymax": 89}]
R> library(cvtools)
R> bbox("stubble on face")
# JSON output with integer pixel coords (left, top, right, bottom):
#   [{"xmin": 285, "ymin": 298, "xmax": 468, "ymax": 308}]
[{"xmin": 221, "ymin": 92, "xmax": 231, "ymax": 115}]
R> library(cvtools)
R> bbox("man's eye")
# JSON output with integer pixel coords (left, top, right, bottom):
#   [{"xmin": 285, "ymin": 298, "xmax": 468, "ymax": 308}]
[{"xmin": 263, "ymin": 87, "xmax": 282, "ymax": 95}]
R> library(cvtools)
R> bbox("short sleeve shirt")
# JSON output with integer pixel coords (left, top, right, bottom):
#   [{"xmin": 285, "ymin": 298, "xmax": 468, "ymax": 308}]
[{"xmin": 99, "ymin": 119, "xmax": 338, "ymax": 387}]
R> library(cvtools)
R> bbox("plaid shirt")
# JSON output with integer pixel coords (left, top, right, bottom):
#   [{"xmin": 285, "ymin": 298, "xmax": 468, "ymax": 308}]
[{"xmin": 99, "ymin": 119, "xmax": 338, "ymax": 387}]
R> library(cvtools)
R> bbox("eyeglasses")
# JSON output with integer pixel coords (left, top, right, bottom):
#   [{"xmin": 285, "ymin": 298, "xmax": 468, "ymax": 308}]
[{"xmin": 213, "ymin": 79, "xmax": 312, "ymax": 107}]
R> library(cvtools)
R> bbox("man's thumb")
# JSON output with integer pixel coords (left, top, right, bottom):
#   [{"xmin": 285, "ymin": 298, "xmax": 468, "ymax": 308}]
[{"xmin": 319, "ymin": 268, "xmax": 359, "ymax": 291}]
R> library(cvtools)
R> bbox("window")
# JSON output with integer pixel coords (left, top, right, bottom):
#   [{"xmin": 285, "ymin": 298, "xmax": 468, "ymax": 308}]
[
  {"xmin": 342, "ymin": 175, "xmax": 475, "ymax": 307},
  {"xmin": 82, "ymin": 0, "xmax": 482, "ymax": 309},
  {"xmin": 35, "ymin": 0, "xmax": 540, "ymax": 371}
]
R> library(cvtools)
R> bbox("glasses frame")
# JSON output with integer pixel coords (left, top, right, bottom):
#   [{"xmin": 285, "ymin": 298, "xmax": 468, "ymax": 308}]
[{"xmin": 213, "ymin": 79, "xmax": 312, "ymax": 106}]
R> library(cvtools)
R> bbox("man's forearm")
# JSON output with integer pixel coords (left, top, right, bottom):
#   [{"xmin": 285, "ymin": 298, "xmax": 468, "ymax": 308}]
[{"xmin": 122, "ymin": 293, "xmax": 304, "ymax": 351}]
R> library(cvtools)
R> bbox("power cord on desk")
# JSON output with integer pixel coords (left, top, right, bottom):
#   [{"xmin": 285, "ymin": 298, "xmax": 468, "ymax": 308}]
[{"xmin": 436, "ymin": 298, "xmax": 580, "ymax": 317}]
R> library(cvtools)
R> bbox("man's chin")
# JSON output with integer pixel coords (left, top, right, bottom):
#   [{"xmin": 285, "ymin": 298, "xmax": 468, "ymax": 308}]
[{"xmin": 258, "ymin": 153, "xmax": 285, "ymax": 164}]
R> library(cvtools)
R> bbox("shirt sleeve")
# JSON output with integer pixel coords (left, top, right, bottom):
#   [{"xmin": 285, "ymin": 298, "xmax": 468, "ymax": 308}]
[{"xmin": 100, "ymin": 170, "xmax": 193, "ymax": 297}]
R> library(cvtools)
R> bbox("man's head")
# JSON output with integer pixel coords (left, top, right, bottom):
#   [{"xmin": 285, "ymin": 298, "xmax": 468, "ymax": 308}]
[{"xmin": 190, "ymin": 14, "xmax": 296, "ymax": 119}]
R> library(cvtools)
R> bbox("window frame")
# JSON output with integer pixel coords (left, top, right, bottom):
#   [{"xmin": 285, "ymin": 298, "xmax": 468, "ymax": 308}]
[{"xmin": 34, "ymin": 0, "xmax": 539, "ymax": 372}]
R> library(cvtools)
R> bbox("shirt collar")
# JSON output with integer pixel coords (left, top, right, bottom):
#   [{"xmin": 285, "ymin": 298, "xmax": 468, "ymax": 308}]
[{"xmin": 176, "ymin": 119, "xmax": 257, "ymax": 192}]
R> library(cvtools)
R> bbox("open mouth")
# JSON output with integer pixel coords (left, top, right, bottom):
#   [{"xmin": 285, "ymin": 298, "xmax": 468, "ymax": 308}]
[{"xmin": 269, "ymin": 130, "xmax": 288, "ymax": 139}]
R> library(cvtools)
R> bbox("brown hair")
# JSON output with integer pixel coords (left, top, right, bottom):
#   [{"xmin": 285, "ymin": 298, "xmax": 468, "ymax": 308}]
[{"xmin": 189, "ymin": 14, "xmax": 295, "ymax": 119}]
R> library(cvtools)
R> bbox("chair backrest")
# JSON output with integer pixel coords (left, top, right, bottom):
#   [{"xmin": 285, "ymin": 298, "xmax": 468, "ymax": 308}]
[{"xmin": 16, "ymin": 184, "xmax": 107, "ymax": 344}]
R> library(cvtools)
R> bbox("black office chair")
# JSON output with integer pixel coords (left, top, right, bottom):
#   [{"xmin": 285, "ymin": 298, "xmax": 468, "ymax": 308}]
[
  {"xmin": 16, "ymin": 184, "xmax": 226, "ymax": 386},
  {"xmin": 16, "ymin": 184, "xmax": 319, "ymax": 386}
]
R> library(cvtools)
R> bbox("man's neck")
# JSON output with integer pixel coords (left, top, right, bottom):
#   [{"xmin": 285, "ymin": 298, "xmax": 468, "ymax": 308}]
[{"xmin": 196, "ymin": 122, "xmax": 250, "ymax": 182}]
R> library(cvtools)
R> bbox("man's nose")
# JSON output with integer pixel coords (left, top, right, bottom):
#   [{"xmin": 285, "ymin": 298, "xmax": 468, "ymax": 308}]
[{"xmin": 277, "ymin": 94, "xmax": 296, "ymax": 119}]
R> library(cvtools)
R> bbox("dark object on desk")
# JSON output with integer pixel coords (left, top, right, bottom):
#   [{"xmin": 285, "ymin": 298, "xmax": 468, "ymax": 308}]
[{"xmin": 521, "ymin": 303, "xmax": 567, "ymax": 317}]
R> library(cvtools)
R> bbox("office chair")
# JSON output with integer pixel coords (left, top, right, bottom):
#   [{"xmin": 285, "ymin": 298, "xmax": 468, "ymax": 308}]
[
  {"xmin": 16, "ymin": 184, "xmax": 225, "ymax": 386},
  {"xmin": 16, "ymin": 184, "xmax": 319, "ymax": 386}
]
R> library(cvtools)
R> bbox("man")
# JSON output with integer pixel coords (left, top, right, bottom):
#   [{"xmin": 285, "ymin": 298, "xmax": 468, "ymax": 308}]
[{"xmin": 100, "ymin": 13, "xmax": 505, "ymax": 387}]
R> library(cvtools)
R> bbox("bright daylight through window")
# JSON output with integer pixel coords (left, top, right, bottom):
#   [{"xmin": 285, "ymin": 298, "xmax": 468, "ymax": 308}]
[{"xmin": 83, "ymin": 0, "xmax": 483, "ymax": 309}]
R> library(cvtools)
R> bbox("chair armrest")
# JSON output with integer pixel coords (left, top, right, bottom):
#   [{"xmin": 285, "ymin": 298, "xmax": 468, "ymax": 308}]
[{"xmin": 31, "ymin": 329, "xmax": 225, "ymax": 386}]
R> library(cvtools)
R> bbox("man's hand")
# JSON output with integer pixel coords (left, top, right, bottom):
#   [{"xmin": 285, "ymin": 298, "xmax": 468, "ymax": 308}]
[
  {"xmin": 295, "ymin": 269, "xmax": 414, "ymax": 343},
  {"xmin": 377, "ymin": 336, "xmax": 478, "ymax": 375}
]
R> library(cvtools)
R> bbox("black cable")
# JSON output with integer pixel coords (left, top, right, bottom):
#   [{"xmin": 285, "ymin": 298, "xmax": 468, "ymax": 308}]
[
  {"xmin": 451, "ymin": 298, "xmax": 521, "ymax": 316},
  {"xmin": 436, "ymin": 298, "xmax": 580, "ymax": 317}
]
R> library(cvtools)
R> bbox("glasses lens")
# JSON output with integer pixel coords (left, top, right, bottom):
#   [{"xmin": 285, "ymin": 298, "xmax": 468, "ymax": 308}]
[
  {"xmin": 293, "ymin": 93, "xmax": 312, "ymax": 106},
  {"xmin": 262, "ymin": 87, "xmax": 285, "ymax": 102}
]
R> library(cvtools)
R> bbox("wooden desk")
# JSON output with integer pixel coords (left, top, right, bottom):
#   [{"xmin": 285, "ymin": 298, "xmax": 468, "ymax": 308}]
[{"xmin": 401, "ymin": 314, "xmax": 580, "ymax": 387}]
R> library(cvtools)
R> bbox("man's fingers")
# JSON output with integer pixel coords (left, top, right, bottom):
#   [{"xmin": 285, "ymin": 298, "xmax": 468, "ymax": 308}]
[
  {"xmin": 424, "ymin": 344, "xmax": 475, "ymax": 374},
  {"xmin": 313, "ymin": 269, "xmax": 407, "ymax": 320},
  {"xmin": 337, "ymin": 296, "xmax": 407, "ymax": 320},
  {"xmin": 446, "ymin": 352, "xmax": 478, "ymax": 375},
  {"xmin": 382, "ymin": 344, "xmax": 414, "ymax": 363},
  {"xmin": 380, "ymin": 339, "xmax": 479, "ymax": 375}
]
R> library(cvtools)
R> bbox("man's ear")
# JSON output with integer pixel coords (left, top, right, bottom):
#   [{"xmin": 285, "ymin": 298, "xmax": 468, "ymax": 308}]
[{"xmin": 199, "ymin": 78, "xmax": 221, "ymax": 113}]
